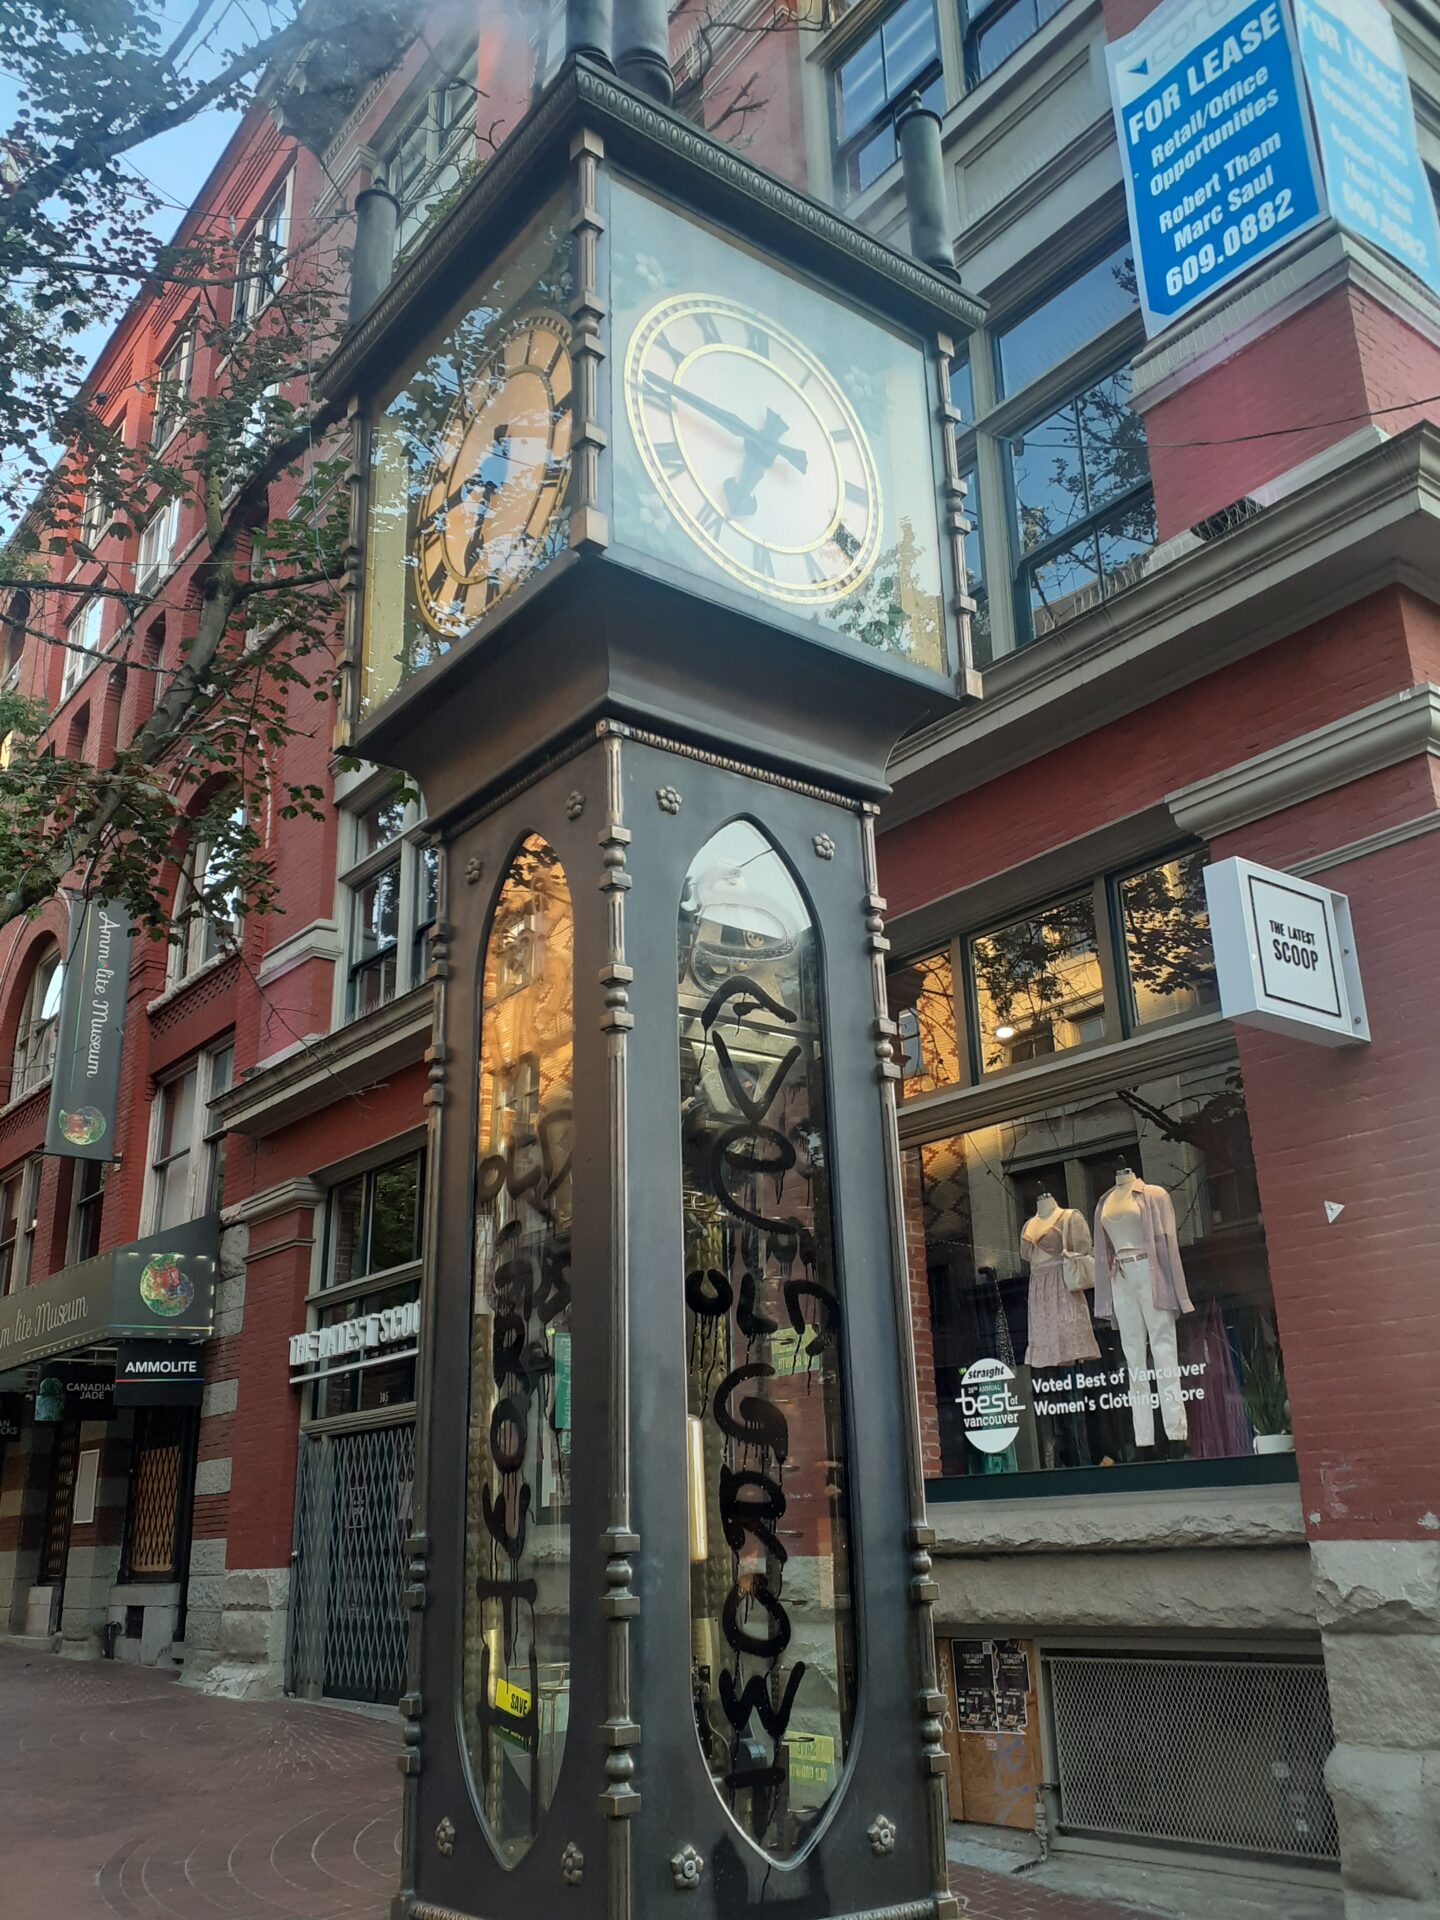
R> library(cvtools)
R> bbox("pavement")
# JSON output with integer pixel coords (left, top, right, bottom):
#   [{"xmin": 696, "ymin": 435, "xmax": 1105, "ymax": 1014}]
[{"xmin": 0, "ymin": 1644, "xmax": 1333, "ymax": 1920}]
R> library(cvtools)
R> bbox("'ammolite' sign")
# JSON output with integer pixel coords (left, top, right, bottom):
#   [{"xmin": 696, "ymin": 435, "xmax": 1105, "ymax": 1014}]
[{"xmin": 45, "ymin": 894, "xmax": 134, "ymax": 1160}]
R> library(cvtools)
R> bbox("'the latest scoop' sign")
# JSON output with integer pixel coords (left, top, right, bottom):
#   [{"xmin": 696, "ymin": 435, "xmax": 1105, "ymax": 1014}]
[
  {"xmin": 45, "ymin": 894, "xmax": 134, "ymax": 1160},
  {"xmin": 1204, "ymin": 856, "xmax": 1369, "ymax": 1045}
]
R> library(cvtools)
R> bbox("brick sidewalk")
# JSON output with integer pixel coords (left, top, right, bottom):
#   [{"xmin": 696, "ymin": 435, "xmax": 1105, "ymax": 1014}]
[{"xmin": 0, "ymin": 1645, "xmax": 1159, "ymax": 1920}]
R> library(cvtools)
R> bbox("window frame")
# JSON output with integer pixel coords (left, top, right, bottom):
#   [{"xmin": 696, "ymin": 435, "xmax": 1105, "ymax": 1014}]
[
  {"xmin": 961, "ymin": 0, "xmax": 1068, "ymax": 89},
  {"xmin": 0, "ymin": 1157, "xmax": 40, "ymax": 1295},
  {"xmin": 335, "ymin": 780, "xmax": 436, "ymax": 1024},
  {"xmin": 142, "ymin": 1040, "xmax": 234, "ymax": 1234},
  {"xmin": 889, "ymin": 844, "xmax": 1220, "ymax": 1101},
  {"xmin": 830, "ymin": 0, "xmax": 945, "ymax": 206},
  {"xmin": 167, "ymin": 806, "xmax": 246, "ymax": 989},
  {"xmin": 135, "ymin": 497, "xmax": 179, "ymax": 596},
  {"xmin": 233, "ymin": 173, "xmax": 293, "ymax": 330},
  {"xmin": 61, "ymin": 595, "xmax": 104, "ymax": 699},
  {"xmin": 68, "ymin": 1157, "xmax": 107, "ymax": 1264},
  {"xmin": 382, "ymin": 47, "xmax": 479, "ymax": 256},
  {"xmin": 151, "ymin": 325, "xmax": 195, "ymax": 450},
  {"xmin": 11, "ymin": 942, "xmax": 64, "ymax": 1101}
]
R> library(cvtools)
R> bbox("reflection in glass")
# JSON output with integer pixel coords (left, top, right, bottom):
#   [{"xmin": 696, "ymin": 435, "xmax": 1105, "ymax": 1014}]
[
  {"xmin": 677, "ymin": 821, "xmax": 857, "ymax": 1860},
  {"xmin": 362, "ymin": 200, "xmax": 574, "ymax": 716},
  {"xmin": 996, "ymin": 246, "xmax": 1137, "ymax": 398},
  {"xmin": 1120, "ymin": 852, "xmax": 1221, "ymax": 1028},
  {"xmin": 463, "ymin": 835, "xmax": 574, "ymax": 1864},
  {"xmin": 887, "ymin": 947, "xmax": 960, "ymax": 1098},
  {"xmin": 971, "ymin": 898, "xmax": 1103, "ymax": 1074},
  {"xmin": 911, "ymin": 1057, "xmax": 1279, "ymax": 1479},
  {"xmin": 958, "ymin": 465, "xmax": 990, "ymax": 664}
]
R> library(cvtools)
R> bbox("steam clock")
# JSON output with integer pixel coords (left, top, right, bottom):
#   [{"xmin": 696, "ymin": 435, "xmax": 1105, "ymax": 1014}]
[{"xmin": 325, "ymin": 42, "xmax": 983, "ymax": 1920}]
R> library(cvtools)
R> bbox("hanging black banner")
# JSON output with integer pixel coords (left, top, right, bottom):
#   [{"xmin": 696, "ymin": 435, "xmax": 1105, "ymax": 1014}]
[{"xmin": 44, "ymin": 895, "xmax": 134, "ymax": 1160}]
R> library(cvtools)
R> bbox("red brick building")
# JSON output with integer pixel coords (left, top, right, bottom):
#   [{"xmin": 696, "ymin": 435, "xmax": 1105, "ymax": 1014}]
[{"xmin": 0, "ymin": 2, "xmax": 1437, "ymax": 1916}]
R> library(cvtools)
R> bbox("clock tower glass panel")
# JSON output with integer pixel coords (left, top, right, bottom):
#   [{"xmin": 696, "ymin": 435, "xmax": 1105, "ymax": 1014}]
[
  {"xmin": 361, "ymin": 196, "xmax": 575, "ymax": 717},
  {"xmin": 611, "ymin": 178, "xmax": 949, "ymax": 681}
]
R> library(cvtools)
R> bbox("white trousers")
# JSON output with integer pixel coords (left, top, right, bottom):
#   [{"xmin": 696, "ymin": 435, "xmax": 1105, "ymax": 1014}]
[{"xmin": 1110, "ymin": 1255, "xmax": 1187, "ymax": 1447}]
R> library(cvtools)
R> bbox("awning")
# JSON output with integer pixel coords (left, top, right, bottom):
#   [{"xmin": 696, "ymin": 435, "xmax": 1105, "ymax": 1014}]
[{"xmin": 0, "ymin": 1214, "xmax": 218, "ymax": 1370}]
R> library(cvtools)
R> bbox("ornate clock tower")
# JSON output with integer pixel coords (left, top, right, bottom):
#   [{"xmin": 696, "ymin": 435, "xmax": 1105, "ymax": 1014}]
[{"xmin": 324, "ymin": 40, "xmax": 982, "ymax": 1920}]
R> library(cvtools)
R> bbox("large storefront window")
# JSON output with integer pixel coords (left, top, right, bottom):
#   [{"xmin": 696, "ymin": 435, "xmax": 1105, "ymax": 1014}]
[
  {"xmin": 970, "ymin": 896, "xmax": 1103, "ymax": 1073},
  {"xmin": 312, "ymin": 1150, "xmax": 423, "ymax": 1420},
  {"xmin": 912, "ymin": 1055, "xmax": 1285, "ymax": 1482}
]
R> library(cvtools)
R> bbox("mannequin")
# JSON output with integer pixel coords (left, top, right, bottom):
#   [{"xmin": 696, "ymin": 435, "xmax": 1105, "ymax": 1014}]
[
  {"xmin": 1094, "ymin": 1163, "xmax": 1193, "ymax": 1449},
  {"xmin": 1020, "ymin": 1188, "xmax": 1099, "ymax": 1370}
]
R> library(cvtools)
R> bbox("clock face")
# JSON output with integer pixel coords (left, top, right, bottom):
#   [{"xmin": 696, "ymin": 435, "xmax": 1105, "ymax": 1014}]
[
  {"xmin": 624, "ymin": 295, "xmax": 882, "ymax": 607},
  {"xmin": 411, "ymin": 311, "xmax": 572, "ymax": 638}
]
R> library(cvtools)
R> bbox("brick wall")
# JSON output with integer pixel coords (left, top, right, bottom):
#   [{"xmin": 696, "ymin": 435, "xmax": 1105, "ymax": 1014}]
[{"xmin": 902, "ymin": 1145, "xmax": 944, "ymax": 1479}]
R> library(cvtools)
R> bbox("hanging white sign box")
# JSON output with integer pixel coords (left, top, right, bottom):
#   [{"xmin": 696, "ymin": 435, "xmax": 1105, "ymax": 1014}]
[{"xmin": 1203, "ymin": 857, "xmax": 1369, "ymax": 1046}]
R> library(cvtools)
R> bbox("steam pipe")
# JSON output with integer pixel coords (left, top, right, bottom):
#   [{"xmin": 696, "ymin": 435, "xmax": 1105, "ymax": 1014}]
[
  {"xmin": 896, "ymin": 92, "xmax": 956, "ymax": 279},
  {"xmin": 615, "ymin": 0, "xmax": 673, "ymax": 105}
]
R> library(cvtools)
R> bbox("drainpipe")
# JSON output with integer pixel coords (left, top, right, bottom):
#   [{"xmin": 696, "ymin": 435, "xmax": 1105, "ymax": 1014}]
[
  {"xmin": 614, "ymin": 0, "xmax": 674, "ymax": 105},
  {"xmin": 896, "ymin": 90, "xmax": 957, "ymax": 280}
]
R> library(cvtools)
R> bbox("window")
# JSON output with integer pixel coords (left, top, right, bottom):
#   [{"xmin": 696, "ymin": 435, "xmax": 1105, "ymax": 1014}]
[
  {"xmin": 69, "ymin": 1159, "xmax": 106, "ymax": 1263},
  {"xmin": 908, "ymin": 1055, "xmax": 1283, "ymax": 1487},
  {"xmin": 12, "ymin": 943, "xmax": 62, "ymax": 1098},
  {"xmin": 136, "ymin": 499, "xmax": 178, "ymax": 595},
  {"xmin": 964, "ymin": 0, "xmax": 1067, "ymax": 86},
  {"xmin": 151, "ymin": 328, "xmax": 194, "ymax": 448},
  {"xmin": 888, "ymin": 846, "xmax": 1218, "ymax": 1094},
  {"xmin": 971, "ymin": 895, "xmax": 1104, "ymax": 1073},
  {"xmin": 61, "ymin": 596, "xmax": 103, "ymax": 699},
  {"xmin": 959, "ymin": 463, "xmax": 991, "ymax": 662},
  {"xmin": 310, "ymin": 1149, "xmax": 424, "ymax": 1418},
  {"xmin": 168, "ymin": 806, "xmax": 245, "ymax": 985},
  {"xmin": 996, "ymin": 244, "xmax": 1138, "ymax": 400},
  {"xmin": 0, "ymin": 1161, "xmax": 37, "ymax": 1294},
  {"xmin": 384, "ymin": 50, "xmax": 478, "ymax": 253},
  {"xmin": 1010, "ymin": 363, "xmax": 1155, "ymax": 641},
  {"xmin": 339, "ymin": 786, "xmax": 436, "ymax": 1020},
  {"xmin": 234, "ymin": 177, "xmax": 291, "ymax": 328},
  {"xmin": 834, "ymin": 0, "xmax": 944, "ymax": 203},
  {"xmin": 79, "ymin": 482, "xmax": 107, "ymax": 550},
  {"xmin": 145, "ymin": 1042, "xmax": 233, "ymax": 1232}
]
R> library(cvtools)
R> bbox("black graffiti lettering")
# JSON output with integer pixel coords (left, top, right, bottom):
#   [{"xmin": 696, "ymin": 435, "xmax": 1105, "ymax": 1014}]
[
  {"xmin": 718, "ymin": 1661, "xmax": 806, "ymax": 1742},
  {"xmin": 686, "ymin": 1267, "xmax": 734, "ymax": 1318},
  {"xmin": 700, "ymin": 976, "xmax": 796, "ymax": 1034},
  {"xmin": 476, "ymin": 1153, "xmax": 508, "ymax": 1205},
  {"xmin": 783, "ymin": 1276, "xmax": 842, "ymax": 1358},
  {"xmin": 736, "ymin": 1270, "xmax": 777, "ymax": 1339},
  {"xmin": 722, "ymin": 1574, "xmax": 792, "ymax": 1660},
  {"xmin": 490, "ymin": 1394, "xmax": 529, "ymax": 1473},
  {"xmin": 711, "ymin": 1031, "xmax": 802, "ymax": 1126},
  {"xmin": 533, "ymin": 1247, "xmax": 571, "ymax": 1328},
  {"xmin": 475, "ymin": 1571, "xmax": 538, "ymax": 1661},
  {"xmin": 481, "ymin": 1479, "xmax": 531, "ymax": 1559},
  {"xmin": 712, "ymin": 1122, "xmax": 797, "ymax": 1231},
  {"xmin": 714, "ymin": 1363, "xmax": 789, "ymax": 1463},
  {"xmin": 537, "ymin": 1104, "xmax": 573, "ymax": 1198},
  {"xmin": 492, "ymin": 1309, "xmax": 529, "ymax": 1383},
  {"xmin": 719, "ymin": 1465, "xmax": 788, "ymax": 1563}
]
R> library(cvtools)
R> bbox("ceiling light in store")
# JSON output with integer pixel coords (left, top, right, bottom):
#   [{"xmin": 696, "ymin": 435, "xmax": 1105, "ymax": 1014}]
[{"xmin": 994, "ymin": 1024, "xmax": 1017, "ymax": 1041}]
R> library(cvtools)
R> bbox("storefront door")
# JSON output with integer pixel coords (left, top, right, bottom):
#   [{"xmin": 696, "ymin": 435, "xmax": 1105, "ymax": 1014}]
[
  {"xmin": 287, "ymin": 1422, "xmax": 415, "ymax": 1705},
  {"xmin": 39, "ymin": 1414, "xmax": 80, "ymax": 1601}
]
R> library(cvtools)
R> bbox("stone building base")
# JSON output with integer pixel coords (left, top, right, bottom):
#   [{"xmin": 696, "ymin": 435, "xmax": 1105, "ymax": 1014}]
[
  {"xmin": 1314, "ymin": 1541, "xmax": 1440, "ymax": 1919},
  {"xmin": 184, "ymin": 1565, "xmax": 290, "ymax": 1699}
]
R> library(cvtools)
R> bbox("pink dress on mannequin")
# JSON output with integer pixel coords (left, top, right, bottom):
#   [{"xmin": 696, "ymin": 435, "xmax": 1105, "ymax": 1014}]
[{"xmin": 1021, "ymin": 1208, "xmax": 1100, "ymax": 1369}]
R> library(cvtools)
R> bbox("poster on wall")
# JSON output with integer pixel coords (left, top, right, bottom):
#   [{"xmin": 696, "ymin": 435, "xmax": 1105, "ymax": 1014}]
[
  {"xmin": 44, "ymin": 894, "xmax": 134, "ymax": 1160},
  {"xmin": 1107, "ymin": 0, "xmax": 1326, "ymax": 333},
  {"xmin": 1292, "ymin": 0, "xmax": 1440, "ymax": 294}
]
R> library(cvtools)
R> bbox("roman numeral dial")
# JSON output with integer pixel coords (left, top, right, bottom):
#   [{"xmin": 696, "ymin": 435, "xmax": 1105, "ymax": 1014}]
[
  {"xmin": 411, "ymin": 311, "xmax": 573, "ymax": 639},
  {"xmin": 623, "ymin": 294, "xmax": 882, "ymax": 608}
]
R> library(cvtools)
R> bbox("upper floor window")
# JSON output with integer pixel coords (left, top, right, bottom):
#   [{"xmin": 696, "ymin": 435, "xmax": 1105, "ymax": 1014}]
[
  {"xmin": 384, "ymin": 48, "xmax": 478, "ymax": 254},
  {"xmin": 234, "ymin": 176, "xmax": 292, "ymax": 329},
  {"xmin": 309, "ymin": 1147, "xmax": 424, "ymax": 1418},
  {"xmin": 963, "ymin": 0, "xmax": 1067, "ymax": 86},
  {"xmin": 168, "ymin": 803, "xmax": 245, "ymax": 987},
  {"xmin": 61, "ymin": 596, "xmax": 102, "ymax": 700},
  {"xmin": 340, "ymin": 787, "xmax": 437, "ymax": 1020},
  {"xmin": 0, "ymin": 1158, "xmax": 40, "ymax": 1295},
  {"xmin": 834, "ymin": 0, "xmax": 943, "ymax": 203},
  {"xmin": 145, "ymin": 1040, "xmax": 233, "ymax": 1232},
  {"xmin": 151, "ymin": 327, "xmax": 194, "ymax": 448},
  {"xmin": 12, "ymin": 943, "xmax": 62, "ymax": 1099},
  {"xmin": 996, "ymin": 244, "xmax": 1138, "ymax": 399},
  {"xmin": 136, "ymin": 498, "xmax": 179, "ymax": 596},
  {"xmin": 1009, "ymin": 362, "xmax": 1155, "ymax": 641},
  {"xmin": 69, "ymin": 1159, "xmax": 106, "ymax": 1264}
]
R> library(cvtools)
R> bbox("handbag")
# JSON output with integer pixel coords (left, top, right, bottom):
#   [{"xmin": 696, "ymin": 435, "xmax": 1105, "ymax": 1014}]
[{"xmin": 1062, "ymin": 1251, "xmax": 1095, "ymax": 1293}]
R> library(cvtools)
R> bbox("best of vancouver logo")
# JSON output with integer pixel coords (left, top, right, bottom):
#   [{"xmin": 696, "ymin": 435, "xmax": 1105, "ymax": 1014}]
[
  {"xmin": 957, "ymin": 1357, "xmax": 1024, "ymax": 1454},
  {"xmin": 140, "ymin": 1254, "xmax": 195, "ymax": 1320}
]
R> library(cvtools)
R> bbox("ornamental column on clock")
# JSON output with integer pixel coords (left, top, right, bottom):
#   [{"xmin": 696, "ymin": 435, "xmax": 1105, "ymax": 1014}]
[{"xmin": 324, "ymin": 59, "xmax": 984, "ymax": 1920}]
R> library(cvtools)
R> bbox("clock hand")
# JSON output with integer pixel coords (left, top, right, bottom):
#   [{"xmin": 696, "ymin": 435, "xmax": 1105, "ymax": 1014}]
[
  {"xmin": 724, "ymin": 407, "xmax": 794, "ymax": 520},
  {"xmin": 643, "ymin": 372, "xmax": 808, "ymax": 474}
]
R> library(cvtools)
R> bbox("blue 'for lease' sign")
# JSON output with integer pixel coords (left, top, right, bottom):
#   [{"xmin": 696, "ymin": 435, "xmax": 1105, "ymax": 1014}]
[{"xmin": 1108, "ymin": 0, "xmax": 1326, "ymax": 334}]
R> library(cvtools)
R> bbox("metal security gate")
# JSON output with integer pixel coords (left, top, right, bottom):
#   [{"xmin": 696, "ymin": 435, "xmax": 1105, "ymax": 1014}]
[
  {"xmin": 287, "ymin": 1422, "xmax": 415, "ymax": 1705},
  {"xmin": 1046, "ymin": 1649, "xmax": 1340, "ymax": 1863}
]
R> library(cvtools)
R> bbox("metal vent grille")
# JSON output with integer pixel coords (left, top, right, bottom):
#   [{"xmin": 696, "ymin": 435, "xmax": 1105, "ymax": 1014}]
[
  {"xmin": 1046, "ymin": 1650, "xmax": 1339, "ymax": 1862},
  {"xmin": 287, "ymin": 1422, "xmax": 414, "ymax": 1706}
]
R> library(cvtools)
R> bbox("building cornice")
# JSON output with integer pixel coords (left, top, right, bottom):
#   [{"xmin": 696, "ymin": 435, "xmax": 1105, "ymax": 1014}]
[
  {"xmin": 212, "ymin": 986, "xmax": 432, "ymax": 1139},
  {"xmin": 221, "ymin": 1176, "xmax": 326, "ymax": 1228},
  {"xmin": 1168, "ymin": 684, "xmax": 1440, "ymax": 839},
  {"xmin": 884, "ymin": 422, "xmax": 1440, "ymax": 828},
  {"xmin": 254, "ymin": 916, "xmax": 342, "ymax": 988}
]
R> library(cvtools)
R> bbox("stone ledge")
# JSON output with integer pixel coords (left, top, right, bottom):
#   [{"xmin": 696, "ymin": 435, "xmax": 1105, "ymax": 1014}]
[
  {"xmin": 931, "ymin": 1483, "xmax": 1306, "ymax": 1557},
  {"xmin": 1312, "ymin": 1540, "xmax": 1440, "ymax": 1634}
]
